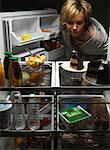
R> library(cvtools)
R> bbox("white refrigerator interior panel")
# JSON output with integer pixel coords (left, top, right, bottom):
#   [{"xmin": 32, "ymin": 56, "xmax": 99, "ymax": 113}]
[
  {"xmin": 0, "ymin": 9, "xmax": 60, "ymax": 59},
  {"xmin": 8, "ymin": 16, "xmax": 44, "ymax": 46},
  {"xmin": 40, "ymin": 14, "xmax": 60, "ymax": 40}
]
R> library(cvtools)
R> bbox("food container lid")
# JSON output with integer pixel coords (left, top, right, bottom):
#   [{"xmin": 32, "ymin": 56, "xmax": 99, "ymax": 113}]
[
  {"xmin": 4, "ymin": 52, "xmax": 13, "ymax": 55},
  {"xmin": 0, "ymin": 100, "xmax": 12, "ymax": 112}
]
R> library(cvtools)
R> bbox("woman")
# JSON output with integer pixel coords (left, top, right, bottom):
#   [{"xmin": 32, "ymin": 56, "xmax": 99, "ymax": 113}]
[{"xmin": 60, "ymin": 0, "xmax": 108, "ymax": 60}]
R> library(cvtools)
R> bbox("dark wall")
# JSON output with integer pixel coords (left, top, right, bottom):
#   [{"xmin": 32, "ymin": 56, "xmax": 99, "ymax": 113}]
[
  {"xmin": 0, "ymin": 0, "xmax": 57, "ymax": 11},
  {"xmin": 87, "ymin": 0, "xmax": 109, "ymax": 33},
  {"xmin": 0, "ymin": 0, "xmax": 109, "ymax": 33}
]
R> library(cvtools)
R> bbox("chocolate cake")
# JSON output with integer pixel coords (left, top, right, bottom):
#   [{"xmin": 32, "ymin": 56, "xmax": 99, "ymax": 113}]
[{"xmin": 70, "ymin": 50, "xmax": 84, "ymax": 70}]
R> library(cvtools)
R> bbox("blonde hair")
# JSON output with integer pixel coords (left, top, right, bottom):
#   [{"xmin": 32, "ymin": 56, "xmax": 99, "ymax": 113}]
[{"xmin": 60, "ymin": 0, "xmax": 92, "ymax": 29}]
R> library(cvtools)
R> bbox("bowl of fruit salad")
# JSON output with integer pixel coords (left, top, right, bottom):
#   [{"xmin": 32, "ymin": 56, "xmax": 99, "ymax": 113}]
[{"xmin": 24, "ymin": 55, "xmax": 46, "ymax": 85}]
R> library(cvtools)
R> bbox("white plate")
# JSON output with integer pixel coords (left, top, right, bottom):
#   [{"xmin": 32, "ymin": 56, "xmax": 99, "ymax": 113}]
[
  {"xmin": 0, "ymin": 100, "xmax": 12, "ymax": 112},
  {"xmin": 82, "ymin": 72, "xmax": 99, "ymax": 85},
  {"xmin": 61, "ymin": 61, "xmax": 88, "ymax": 72}
]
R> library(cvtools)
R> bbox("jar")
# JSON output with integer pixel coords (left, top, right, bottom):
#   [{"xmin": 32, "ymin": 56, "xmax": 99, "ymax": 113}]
[{"xmin": 0, "ymin": 100, "xmax": 13, "ymax": 129}]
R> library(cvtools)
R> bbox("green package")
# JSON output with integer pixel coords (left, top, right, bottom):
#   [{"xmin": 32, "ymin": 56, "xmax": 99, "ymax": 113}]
[{"xmin": 59, "ymin": 105, "xmax": 91, "ymax": 123}]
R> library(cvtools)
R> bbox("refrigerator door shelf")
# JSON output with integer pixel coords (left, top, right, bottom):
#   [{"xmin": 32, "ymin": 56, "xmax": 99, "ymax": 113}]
[
  {"xmin": 42, "ymin": 26, "xmax": 59, "ymax": 40},
  {"xmin": 7, "ymin": 16, "xmax": 45, "ymax": 46},
  {"xmin": 40, "ymin": 14, "xmax": 59, "ymax": 40},
  {"xmin": 11, "ymin": 30, "xmax": 44, "ymax": 46}
]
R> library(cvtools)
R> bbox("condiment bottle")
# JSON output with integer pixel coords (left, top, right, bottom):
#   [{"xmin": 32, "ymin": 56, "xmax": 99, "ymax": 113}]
[
  {"xmin": 0, "ymin": 58, "xmax": 5, "ymax": 87},
  {"xmin": 97, "ymin": 60, "xmax": 110, "ymax": 84},
  {"xmin": 8, "ymin": 56, "xmax": 22, "ymax": 87},
  {"xmin": 97, "ymin": 61, "xmax": 104, "ymax": 84},
  {"xmin": 103, "ymin": 60, "xmax": 110, "ymax": 84},
  {"xmin": 3, "ymin": 51, "xmax": 13, "ymax": 79}
]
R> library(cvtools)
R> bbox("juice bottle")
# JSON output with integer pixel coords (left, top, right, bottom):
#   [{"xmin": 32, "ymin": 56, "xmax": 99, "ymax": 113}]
[
  {"xmin": 3, "ymin": 51, "xmax": 13, "ymax": 79},
  {"xmin": 8, "ymin": 56, "xmax": 22, "ymax": 87},
  {"xmin": 0, "ymin": 58, "xmax": 5, "ymax": 87}
]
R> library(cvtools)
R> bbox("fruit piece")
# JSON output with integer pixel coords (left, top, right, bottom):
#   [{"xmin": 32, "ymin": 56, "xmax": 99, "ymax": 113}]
[
  {"xmin": 25, "ymin": 55, "xmax": 46, "ymax": 67},
  {"xmin": 15, "ymin": 137, "xmax": 23, "ymax": 145},
  {"xmin": 29, "ymin": 72, "xmax": 41, "ymax": 82}
]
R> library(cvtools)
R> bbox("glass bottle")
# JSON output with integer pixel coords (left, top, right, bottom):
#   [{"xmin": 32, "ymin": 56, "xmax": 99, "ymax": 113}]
[
  {"xmin": 13, "ymin": 92, "xmax": 26, "ymax": 130},
  {"xmin": 27, "ymin": 94, "xmax": 40, "ymax": 130},
  {"xmin": 8, "ymin": 56, "xmax": 22, "ymax": 87},
  {"xmin": 97, "ymin": 60, "xmax": 110, "ymax": 84},
  {"xmin": 0, "ymin": 58, "xmax": 5, "ymax": 87},
  {"xmin": 97, "ymin": 62, "xmax": 104, "ymax": 84},
  {"xmin": 3, "ymin": 51, "xmax": 13, "ymax": 79},
  {"xmin": 103, "ymin": 60, "xmax": 110, "ymax": 84}
]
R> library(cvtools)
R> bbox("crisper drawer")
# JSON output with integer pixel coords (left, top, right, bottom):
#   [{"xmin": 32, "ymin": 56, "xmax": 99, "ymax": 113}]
[
  {"xmin": 20, "ymin": 61, "xmax": 55, "ymax": 87},
  {"xmin": 57, "ymin": 95, "xmax": 110, "ymax": 150},
  {"xmin": 0, "ymin": 136, "xmax": 54, "ymax": 150},
  {"xmin": 57, "ymin": 95, "xmax": 110, "ymax": 131}
]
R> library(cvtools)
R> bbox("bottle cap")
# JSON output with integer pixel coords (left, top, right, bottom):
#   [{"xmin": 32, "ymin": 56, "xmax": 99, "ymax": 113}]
[
  {"xmin": 9, "ymin": 56, "xmax": 19, "ymax": 60},
  {"xmin": 4, "ymin": 52, "xmax": 13, "ymax": 55},
  {"xmin": 14, "ymin": 93, "xmax": 21, "ymax": 98},
  {"xmin": 72, "ymin": 50, "xmax": 77, "ymax": 53},
  {"xmin": 29, "ymin": 94, "xmax": 35, "ymax": 97}
]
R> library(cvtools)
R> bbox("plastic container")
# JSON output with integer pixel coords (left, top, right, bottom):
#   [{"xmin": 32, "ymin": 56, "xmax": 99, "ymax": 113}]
[{"xmin": 0, "ymin": 100, "xmax": 12, "ymax": 129}]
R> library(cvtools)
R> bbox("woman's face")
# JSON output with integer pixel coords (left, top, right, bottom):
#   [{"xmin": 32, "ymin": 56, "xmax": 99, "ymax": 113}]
[{"xmin": 66, "ymin": 10, "xmax": 86, "ymax": 39}]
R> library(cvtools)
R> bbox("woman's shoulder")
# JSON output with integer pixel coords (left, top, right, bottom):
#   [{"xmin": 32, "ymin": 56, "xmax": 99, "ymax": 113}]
[
  {"xmin": 89, "ymin": 18, "xmax": 108, "ymax": 36},
  {"xmin": 88, "ymin": 17, "xmax": 108, "ymax": 43}
]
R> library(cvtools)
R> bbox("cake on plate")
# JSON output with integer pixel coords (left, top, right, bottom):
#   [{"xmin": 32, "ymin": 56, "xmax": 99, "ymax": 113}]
[{"xmin": 70, "ymin": 50, "xmax": 84, "ymax": 70}]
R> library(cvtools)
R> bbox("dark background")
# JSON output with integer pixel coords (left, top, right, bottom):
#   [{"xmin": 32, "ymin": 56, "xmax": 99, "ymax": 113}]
[{"xmin": 0, "ymin": 0, "xmax": 109, "ymax": 33}]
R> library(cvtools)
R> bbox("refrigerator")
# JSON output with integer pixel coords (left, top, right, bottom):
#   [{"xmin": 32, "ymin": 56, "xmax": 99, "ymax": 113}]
[{"xmin": 0, "ymin": 9, "xmax": 110, "ymax": 150}]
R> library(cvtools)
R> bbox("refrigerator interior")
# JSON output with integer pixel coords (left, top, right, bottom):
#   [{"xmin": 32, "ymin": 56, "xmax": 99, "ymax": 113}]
[{"xmin": 0, "ymin": 9, "xmax": 110, "ymax": 150}]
